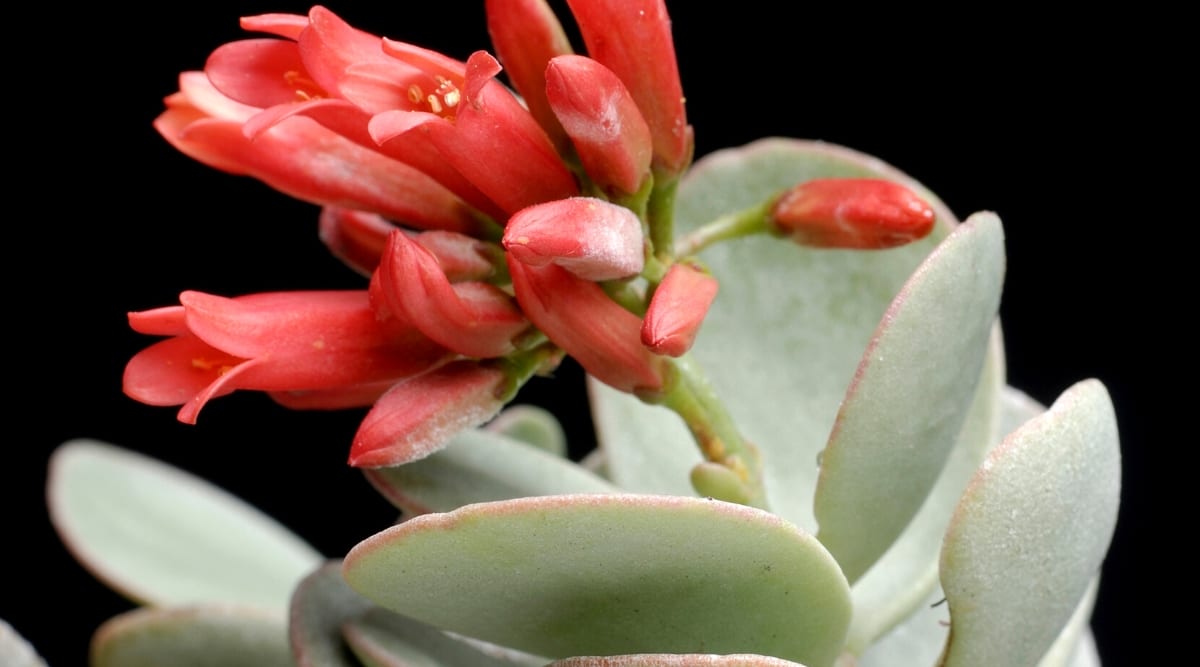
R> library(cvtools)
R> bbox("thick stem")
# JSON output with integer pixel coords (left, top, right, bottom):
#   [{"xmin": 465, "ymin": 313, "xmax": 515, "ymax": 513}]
[
  {"xmin": 653, "ymin": 355, "xmax": 768, "ymax": 508},
  {"xmin": 673, "ymin": 200, "xmax": 774, "ymax": 257}
]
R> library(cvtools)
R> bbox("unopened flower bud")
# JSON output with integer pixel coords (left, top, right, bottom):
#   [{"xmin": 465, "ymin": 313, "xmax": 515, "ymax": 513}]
[
  {"xmin": 642, "ymin": 262, "xmax": 718, "ymax": 357},
  {"xmin": 768, "ymin": 178, "xmax": 936, "ymax": 249},
  {"xmin": 504, "ymin": 197, "xmax": 644, "ymax": 281},
  {"xmin": 546, "ymin": 55, "xmax": 653, "ymax": 195}
]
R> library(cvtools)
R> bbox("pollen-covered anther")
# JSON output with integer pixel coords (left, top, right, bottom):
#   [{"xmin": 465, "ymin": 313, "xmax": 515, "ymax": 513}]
[
  {"xmin": 408, "ymin": 84, "xmax": 424, "ymax": 105},
  {"xmin": 283, "ymin": 70, "xmax": 323, "ymax": 101}
]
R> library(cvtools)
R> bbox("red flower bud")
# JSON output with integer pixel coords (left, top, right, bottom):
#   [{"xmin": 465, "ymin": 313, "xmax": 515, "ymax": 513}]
[
  {"xmin": 503, "ymin": 197, "xmax": 644, "ymax": 281},
  {"xmin": 566, "ymin": 0, "xmax": 691, "ymax": 174},
  {"xmin": 485, "ymin": 0, "xmax": 574, "ymax": 151},
  {"xmin": 348, "ymin": 361, "xmax": 507, "ymax": 467},
  {"xmin": 546, "ymin": 55, "xmax": 653, "ymax": 195},
  {"xmin": 642, "ymin": 263, "xmax": 718, "ymax": 357},
  {"xmin": 768, "ymin": 178, "xmax": 936, "ymax": 249}
]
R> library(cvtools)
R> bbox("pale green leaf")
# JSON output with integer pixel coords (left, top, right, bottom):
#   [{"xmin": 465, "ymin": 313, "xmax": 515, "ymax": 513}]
[
  {"xmin": 342, "ymin": 609, "xmax": 537, "ymax": 667},
  {"xmin": 844, "ymin": 329, "xmax": 1004, "ymax": 651},
  {"xmin": 1037, "ymin": 579, "xmax": 1099, "ymax": 667},
  {"xmin": 364, "ymin": 429, "xmax": 619, "ymax": 514},
  {"xmin": 0, "ymin": 619, "xmax": 47, "ymax": 667},
  {"xmin": 48, "ymin": 440, "xmax": 322, "ymax": 610},
  {"xmin": 289, "ymin": 562, "xmax": 371, "ymax": 667},
  {"xmin": 940, "ymin": 380, "xmax": 1120, "ymax": 667},
  {"xmin": 855, "ymin": 586, "xmax": 948, "ymax": 667},
  {"xmin": 997, "ymin": 385, "xmax": 1046, "ymax": 438},
  {"xmin": 485, "ymin": 404, "xmax": 569, "ymax": 456},
  {"xmin": 589, "ymin": 138, "xmax": 959, "ymax": 531},
  {"xmin": 90, "ymin": 605, "xmax": 291, "ymax": 667},
  {"xmin": 814, "ymin": 212, "xmax": 1005, "ymax": 583},
  {"xmin": 343, "ymin": 495, "xmax": 851, "ymax": 667},
  {"xmin": 546, "ymin": 655, "xmax": 806, "ymax": 666}
]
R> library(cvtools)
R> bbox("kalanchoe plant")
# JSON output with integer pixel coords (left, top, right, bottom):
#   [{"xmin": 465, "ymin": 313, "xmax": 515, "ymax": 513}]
[{"xmin": 31, "ymin": 2, "xmax": 1120, "ymax": 666}]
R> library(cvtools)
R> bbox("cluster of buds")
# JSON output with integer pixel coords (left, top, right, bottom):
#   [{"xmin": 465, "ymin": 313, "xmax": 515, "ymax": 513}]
[{"xmin": 127, "ymin": 0, "xmax": 936, "ymax": 472}]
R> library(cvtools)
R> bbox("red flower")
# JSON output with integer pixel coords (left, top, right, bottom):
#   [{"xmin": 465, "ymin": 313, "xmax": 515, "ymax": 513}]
[
  {"xmin": 135, "ymin": 2, "xmax": 712, "ymax": 464},
  {"xmin": 123, "ymin": 291, "xmax": 450, "ymax": 424},
  {"xmin": 154, "ymin": 72, "xmax": 481, "ymax": 234}
]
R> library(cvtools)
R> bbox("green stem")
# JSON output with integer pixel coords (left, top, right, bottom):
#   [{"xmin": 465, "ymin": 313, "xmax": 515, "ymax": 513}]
[
  {"xmin": 673, "ymin": 200, "xmax": 774, "ymax": 257},
  {"xmin": 655, "ymin": 355, "xmax": 768, "ymax": 509},
  {"xmin": 647, "ymin": 172, "xmax": 680, "ymax": 263},
  {"xmin": 493, "ymin": 340, "xmax": 561, "ymax": 402}
]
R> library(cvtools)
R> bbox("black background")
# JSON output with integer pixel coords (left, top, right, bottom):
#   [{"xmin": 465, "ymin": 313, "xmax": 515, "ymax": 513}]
[{"xmin": 15, "ymin": 3, "xmax": 1164, "ymax": 665}]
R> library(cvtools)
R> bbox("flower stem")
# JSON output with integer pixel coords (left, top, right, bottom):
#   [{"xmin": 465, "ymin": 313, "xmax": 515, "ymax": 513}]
[
  {"xmin": 673, "ymin": 200, "xmax": 774, "ymax": 257},
  {"xmin": 493, "ymin": 340, "xmax": 563, "ymax": 402},
  {"xmin": 647, "ymin": 172, "xmax": 680, "ymax": 262},
  {"xmin": 652, "ymin": 355, "xmax": 768, "ymax": 508}
]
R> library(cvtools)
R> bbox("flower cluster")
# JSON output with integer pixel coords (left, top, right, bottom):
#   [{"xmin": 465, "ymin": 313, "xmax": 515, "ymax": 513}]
[{"xmin": 128, "ymin": 0, "xmax": 934, "ymax": 469}]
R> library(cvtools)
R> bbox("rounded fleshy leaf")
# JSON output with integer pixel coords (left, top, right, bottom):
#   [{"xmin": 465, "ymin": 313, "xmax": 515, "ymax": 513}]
[
  {"xmin": 857, "ymin": 579, "xmax": 1099, "ymax": 667},
  {"xmin": 1037, "ymin": 579, "xmax": 1099, "ymax": 667},
  {"xmin": 813, "ymin": 212, "xmax": 1005, "ymax": 583},
  {"xmin": 0, "ymin": 619, "xmax": 46, "ymax": 667},
  {"xmin": 939, "ymin": 380, "xmax": 1120, "ymax": 667},
  {"xmin": 344, "ymin": 495, "xmax": 851, "ymax": 667},
  {"xmin": 589, "ymin": 138, "xmax": 959, "ymax": 527},
  {"xmin": 289, "ymin": 562, "xmax": 372, "ymax": 667},
  {"xmin": 548, "ymin": 655, "xmax": 806, "ymax": 666},
  {"xmin": 48, "ymin": 440, "xmax": 322, "ymax": 609},
  {"xmin": 843, "ymin": 329, "xmax": 1004, "ymax": 652},
  {"xmin": 342, "ymin": 608, "xmax": 533, "ymax": 667},
  {"xmin": 90, "ymin": 605, "xmax": 291, "ymax": 667},
  {"xmin": 364, "ymin": 428, "xmax": 619, "ymax": 514},
  {"xmin": 997, "ymin": 384, "xmax": 1046, "ymax": 437},
  {"xmin": 484, "ymin": 404, "xmax": 568, "ymax": 455},
  {"xmin": 856, "ymin": 586, "xmax": 948, "ymax": 667}
]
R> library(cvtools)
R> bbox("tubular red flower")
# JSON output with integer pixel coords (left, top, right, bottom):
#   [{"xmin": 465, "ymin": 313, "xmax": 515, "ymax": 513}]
[
  {"xmin": 508, "ymin": 259, "xmax": 665, "ymax": 394},
  {"xmin": 768, "ymin": 178, "xmax": 937, "ymax": 249},
  {"xmin": 369, "ymin": 51, "xmax": 580, "ymax": 215},
  {"xmin": 566, "ymin": 0, "xmax": 692, "ymax": 175},
  {"xmin": 155, "ymin": 72, "xmax": 482, "ymax": 234},
  {"xmin": 546, "ymin": 55, "xmax": 654, "ymax": 195},
  {"xmin": 485, "ymin": 0, "xmax": 574, "ymax": 151},
  {"xmin": 642, "ymin": 262, "xmax": 719, "ymax": 357},
  {"xmin": 503, "ymin": 197, "xmax": 645, "ymax": 281},
  {"xmin": 123, "ymin": 291, "xmax": 450, "ymax": 423}
]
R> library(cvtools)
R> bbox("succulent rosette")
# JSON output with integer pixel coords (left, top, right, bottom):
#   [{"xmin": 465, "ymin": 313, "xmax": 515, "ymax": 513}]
[{"xmin": 39, "ymin": 2, "xmax": 1119, "ymax": 667}]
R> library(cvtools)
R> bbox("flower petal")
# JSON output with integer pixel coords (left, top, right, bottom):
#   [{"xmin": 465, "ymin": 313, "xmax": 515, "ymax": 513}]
[
  {"xmin": 377, "ymin": 232, "xmax": 527, "ymax": 358},
  {"xmin": 123, "ymin": 335, "xmax": 244, "ymax": 408},
  {"xmin": 394, "ymin": 51, "xmax": 580, "ymax": 215},
  {"xmin": 508, "ymin": 260, "xmax": 664, "ymax": 393},
  {"xmin": 348, "ymin": 362, "xmax": 508, "ymax": 467},
  {"xmin": 155, "ymin": 74, "xmax": 482, "ymax": 234}
]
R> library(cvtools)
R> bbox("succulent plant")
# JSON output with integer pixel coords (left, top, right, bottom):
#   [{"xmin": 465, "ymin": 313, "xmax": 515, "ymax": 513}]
[{"xmin": 28, "ymin": 2, "xmax": 1120, "ymax": 666}]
